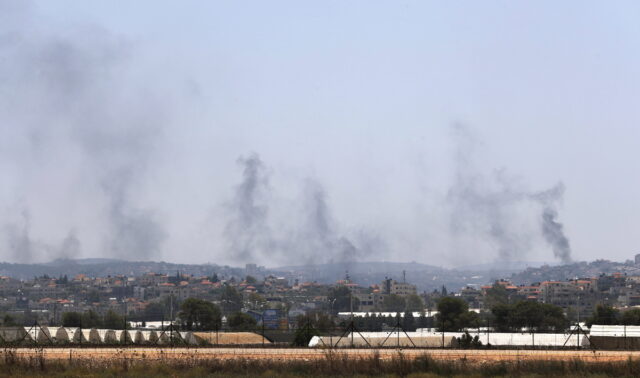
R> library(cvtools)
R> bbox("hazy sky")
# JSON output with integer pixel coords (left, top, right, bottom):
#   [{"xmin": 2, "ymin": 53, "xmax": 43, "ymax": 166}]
[{"xmin": 1, "ymin": 1, "xmax": 639, "ymax": 267}]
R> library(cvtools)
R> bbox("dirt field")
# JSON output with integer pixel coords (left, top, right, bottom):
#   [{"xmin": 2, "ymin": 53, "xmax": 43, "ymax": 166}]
[{"xmin": 3, "ymin": 348, "xmax": 640, "ymax": 364}]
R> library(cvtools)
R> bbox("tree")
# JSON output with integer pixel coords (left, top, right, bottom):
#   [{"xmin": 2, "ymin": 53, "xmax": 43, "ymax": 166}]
[
  {"xmin": 417, "ymin": 312, "xmax": 431, "ymax": 329},
  {"xmin": 586, "ymin": 304, "xmax": 619, "ymax": 327},
  {"xmin": 296, "ymin": 312, "xmax": 335, "ymax": 332},
  {"xmin": 491, "ymin": 303, "xmax": 512, "ymax": 332},
  {"xmin": 435, "ymin": 297, "xmax": 475, "ymax": 331},
  {"xmin": 484, "ymin": 283, "xmax": 510, "ymax": 308},
  {"xmin": 538, "ymin": 303, "xmax": 567, "ymax": 332},
  {"xmin": 142, "ymin": 302, "xmax": 165, "ymax": 321},
  {"xmin": 403, "ymin": 311, "xmax": 416, "ymax": 331},
  {"xmin": 56, "ymin": 275, "xmax": 69, "ymax": 285},
  {"xmin": 178, "ymin": 298, "xmax": 222, "ymax": 331},
  {"xmin": 328, "ymin": 286, "xmax": 358, "ymax": 313},
  {"xmin": 511, "ymin": 301, "xmax": 545, "ymax": 331},
  {"xmin": 491, "ymin": 301, "xmax": 567, "ymax": 332},
  {"xmin": 81, "ymin": 310, "xmax": 102, "ymax": 328},
  {"xmin": 3, "ymin": 314, "xmax": 17, "ymax": 327},
  {"xmin": 227, "ymin": 312, "xmax": 257, "ymax": 331},
  {"xmin": 458, "ymin": 331, "xmax": 482, "ymax": 348},
  {"xmin": 87, "ymin": 290, "xmax": 101, "ymax": 303},
  {"xmin": 622, "ymin": 309, "xmax": 640, "ymax": 325},
  {"xmin": 247, "ymin": 293, "xmax": 267, "ymax": 310},
  {"xmin": 62, "ymin": 312, "xmax": 82, "ymax": 327},
  {"xmin": 405, "ymin": 294, "xmax": 425, "ymax": 312},
  {"xmin": 382, "ymin": 294, "xmax": 406, "ymax": 312},
  {"xmin": 220, "ymin": 285, "xmax": 243, "ymax": 314},
  {"xmin": 245, "ymin": 275, "xmax": 257, "ymax": 284},
  {"xmin": 103, "ymin": 310, "xmax": 125, "ymax": 330},
  {"xmin": 161, "ymin": 295, "xmax": 181, "ymax": 319}
]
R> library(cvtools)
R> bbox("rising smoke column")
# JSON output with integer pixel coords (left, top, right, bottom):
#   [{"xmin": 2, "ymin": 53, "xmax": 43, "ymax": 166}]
[
  {"xmin": 448, "ymin": 124, "xmax": 572, "ymax": 263},
  {"xmin": 225, "ymin": 153, "xmax": 271, "ymax": 262},
  {"xmin": 448, "ymin": 124, "xmax": 531, "ymax": 261},
  {"xmin": 300, "ymin": 179, "xmax": 361, "ymax": 263},
  {"xmin": 532, "ymin": 183, "xmax": 572, "ymax": 264},
  {"xmin": 57, "ymin": 230, "xmax": 81, "ymax": 260},
  {"xmin": 0, "ymin": 3, "xmax": 168, "ymax": 261},
  {"xmin": 4, "ymin": 209, "xmax": 34, "ymax": 263},
  {"xmin": 223, "ymin": 156, "xmax": 371, "ymax": 266},
  {"xmin": 102, "ymin": 168, "xmax": 166, "ymax": 260}
]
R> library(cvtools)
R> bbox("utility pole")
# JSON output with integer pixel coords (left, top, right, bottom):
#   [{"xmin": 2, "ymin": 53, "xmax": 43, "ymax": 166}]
[
  {"xmin": 123, "ymin": 277, "xmax": 128, "ymax": 344},
  {"xmin": 169, "ymin": 294, "xmax": 174, "ymax": 343},
  {"xmin": 350, "ymin": 289, "xmax": 354, "ymax": 347}
]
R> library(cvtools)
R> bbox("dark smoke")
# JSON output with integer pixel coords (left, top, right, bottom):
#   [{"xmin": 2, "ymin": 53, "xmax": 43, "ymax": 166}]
[
  {"xmin": 449, "ymin": 124, "xmax": 572, "ymax": 263},
  {"xmin": 57, "ymin": 230, "xmax": 81, "ymax": 260},
  {"xmin": 225, "ymin": 153, "xmax": 271, "ymax": 262},
  {"xmin": 103, "ymin": 169, "xmax": 165, "ymax": 260},
  {"xmin": 541, "ymin": 207, "xmax": 571, "ymax": 263},
  {"xmin": 224, "ymin": 155, "xmax": 375, "ymax": 266},
  {"xmin": 532, "ymin": 183, "xmax": 572, "ymax": 264},
  {"xmin": 300, "ymin": 179, "xmax": 363, "ymax": 263},
  {"xmin": 0, "ymin": 3, "xmax": 167, "ymax": 261},
  {"xmin": 4, "ymin": 210, "xmax": 34, "ymax": 263}
]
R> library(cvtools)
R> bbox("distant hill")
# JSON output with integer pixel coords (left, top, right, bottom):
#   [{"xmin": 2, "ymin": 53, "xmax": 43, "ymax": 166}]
[
  {"xmin": 3, "ymin": 258, "xmax": 623, "ymax": 292},
  {"xmin": 0, "ymin": 258, "xmax": 525, "ymax": 291},
  {"xmin": 273, "ymin": 261, "xmax": 524, "ymax": 291},
  {"xmin": 0, "ymin": 259, "xmax": 242, "ymax": 280},
  {"xmin": 509, "ymin": 259, "xmax": 640, "ymax": 284},
  {"xmin": 458, "ymin": 261, "xmax": 558, "ymax": 272}
]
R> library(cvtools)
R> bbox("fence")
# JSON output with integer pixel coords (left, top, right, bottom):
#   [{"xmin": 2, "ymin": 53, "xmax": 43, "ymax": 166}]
[{"xmin": 0, "ymin": 320, "xmax": 610, "ymax": 350}]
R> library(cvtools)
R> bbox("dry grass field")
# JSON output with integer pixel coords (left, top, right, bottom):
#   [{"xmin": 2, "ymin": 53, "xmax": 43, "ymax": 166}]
[
  {"xmin": 192, "ymin": 332, "xmax": 270, "ymax": 345},
  {"xmin": 3, "ymin": 347, "xmax": 640, "ymax": 363},
  {"xmin": 3, "ymin": 348, "xmax": 640, "ymax": 377}
]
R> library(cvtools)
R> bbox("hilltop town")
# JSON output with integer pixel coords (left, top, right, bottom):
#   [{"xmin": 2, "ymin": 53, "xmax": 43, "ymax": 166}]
[{"xmin": 2, "ymin": 256, "xmax": 640, "ymax": 328}]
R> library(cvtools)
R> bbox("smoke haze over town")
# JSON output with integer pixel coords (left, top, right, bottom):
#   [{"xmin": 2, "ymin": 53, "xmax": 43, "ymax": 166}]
[{"xmin": 1, "ymin": 1, "xmax": 639, "ymax": 268}]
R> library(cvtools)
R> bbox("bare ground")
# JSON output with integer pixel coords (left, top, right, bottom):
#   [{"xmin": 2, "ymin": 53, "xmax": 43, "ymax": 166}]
[{"xmin": 2, "ymin": 348, "xmax": 640, "ymax": 365}]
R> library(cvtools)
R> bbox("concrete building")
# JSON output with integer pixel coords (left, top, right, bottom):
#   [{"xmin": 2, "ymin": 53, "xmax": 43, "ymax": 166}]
[{"xmin": 381, "ymin": 278, "xmax": 417, "ymax": 296}]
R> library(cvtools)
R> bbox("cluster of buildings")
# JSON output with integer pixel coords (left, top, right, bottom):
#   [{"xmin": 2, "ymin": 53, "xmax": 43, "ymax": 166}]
[
  {"xmin": 4, "ymin": 257, "xmax": 640, "ymax": 328},
  {"xmin": 0, "ymin": 264, "xmax": 422, "ymax": 327},
  {"xmin": 454, "ymin": 271, "xmax": 640, "ymax": 319}
]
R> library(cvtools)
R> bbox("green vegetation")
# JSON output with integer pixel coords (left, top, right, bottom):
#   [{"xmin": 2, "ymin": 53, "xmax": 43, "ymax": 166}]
[
  {"xmin": 61, "ymin": 312, "xmax": 82, "ymax": 328},
  {"xmin": 245, "ymin": 275, "xmax": 257, "ymax": 284},
  {"xmin": 220, "ymin": 285, "xmax": 244, "ymax": 314},
  {"xmin": 405, "ymin": 294, "xmax": 425, "ymax": 312},
  {"xmin": 291, "ymin": 312, "xmax": 336, "ymax": 346},
  {"xmin": 327, "ymin": 286, "xmax": 358, "ymax": 313},
  {"xmin": 622, "ymin": 308, "xmax": 640, "ymax": 325},
  {"xmin": 435, "ymin": 297, "xmax": 479, "ymax": 331},
  {"xmin": 227, "ymin": 312, "xmax": 257, "ymax": 331},
  {"xmin": 491, "ymin": 301, "xmax": 567, "ymax": 332},
  {"xmin": 2, "ymin": 314, "xmax": 18, "ymax": 327},
  {"xmin": 382, "ymin": 294, "xmax": 406, "ymax": 312},
  {"xmin": 586, "ymin": 304, "xmax": 619, "ymax": 327},
  {"xmin": 178, "ymin": 298, "xmax": 222, "ymax": 331}
]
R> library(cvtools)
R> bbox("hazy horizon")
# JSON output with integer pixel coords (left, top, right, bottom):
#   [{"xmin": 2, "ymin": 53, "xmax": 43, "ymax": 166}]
[{"xmin": 1, "ymin": 1, "xmax": 638, "ymax": 268}]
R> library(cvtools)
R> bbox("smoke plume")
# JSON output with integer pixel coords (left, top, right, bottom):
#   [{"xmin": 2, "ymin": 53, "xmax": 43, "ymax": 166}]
[
  {"xmin": 4, "ymin": 210, "xmax": 34, "ymax": 263},
  {"xmin": 57, "ymin": 230, "xmax": 81, "ymax": 260},
  {"xmin": 224, "ymin": 154, "xmax": 373, "ymax": 266},
  {"xmin": 0, "ymin": 2, "xmax": 167, "ymax": 261},
  {"xmin": 531, "ymin": 183, "xmax": 572, "ymax": 263},
  {"xmin": 448, "ymin": 124, "xmax": 572, "ymax": 263},
  {"xmin": 225, "ymin": 153, "xmax": 272, "ymax": 262}
]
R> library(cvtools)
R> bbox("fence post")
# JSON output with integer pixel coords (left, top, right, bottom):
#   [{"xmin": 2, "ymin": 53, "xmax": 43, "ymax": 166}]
[
  {"xmin": 487, "ymin": 319, "xmax": 490, "ymax": 347},
  {"xmin": 441, "ymin": 317, "xmax": 444, "ymax": 349}
]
